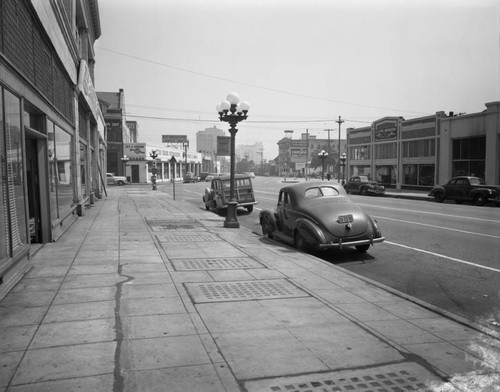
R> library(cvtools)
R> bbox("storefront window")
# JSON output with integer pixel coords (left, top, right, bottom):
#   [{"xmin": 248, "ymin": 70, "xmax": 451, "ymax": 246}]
[
  {"xmin": 376, "ymin": 165, "xmax": 397, "ymax": 185},
  {"xmin": 3, "ymin": 90, "xmax": 28, "ymax": 252},
  {"xmin": 55, "ymin": 125, "xmax": 74, "ymax": 220},
  {"xmin": 80, "ymin": 143, "xmax": 87, "ymax": 198},
  {"xmin": 403, "ymin": 164, "xmax": 435, "ymax": 186},
  {"xmin": 0, "ymin": 91, "xmax": 7, "ymax": 261},
  {"xmin": 48, "ymin": 120, "xmax": 58, "ymax": 221},
  {"xmin": 351, "ymin": 165, "xmax": 371, "ymax": 178},
  {"xmin": 452, "ymin": 137, "xmax": 486, "ymax": 178}
]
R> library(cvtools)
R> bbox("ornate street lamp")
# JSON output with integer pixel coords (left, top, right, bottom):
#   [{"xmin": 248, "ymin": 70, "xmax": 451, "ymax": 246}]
[
  {"xmin": 150, "ymin": 150, "xmax": 158, "ymax": 190},
  {"xmin": 216, "ymin": 92, "xmax": 250, "ymax": 228},
  {"xmin": 340, "ymin": 152, "xmax": 347, "ymax": 185},
  {"xmin": 318, "ymin": 150, "xmax": 328, "ymax": 181},
  {"xmin": 182, "ymin": 141, "xmax": 189, "ymax": 176}
]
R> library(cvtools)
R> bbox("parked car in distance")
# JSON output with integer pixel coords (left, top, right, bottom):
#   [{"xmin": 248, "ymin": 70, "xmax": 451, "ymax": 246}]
[
  {"xmin": 259, "ymin": 181, "xmax": 385, "ymax": 253},
  {"xmin": 203, "ymin": 174, "xmax": 257, "ymax": 213},
  {"xmin": 106, "ymin": 173, "xmax": 128, "ymax": 186},
  {"xmin": 183, "ymin": 172, "xmax": 199, "ymax": 183},
  {"xmin": 199, "ymin": 172, "xmax": 210, "ymax": 182},
  {"xmin": 428, "ymin": 176, "xmax": 500, "ymax": 206},
  {"xmin": 344, "ymin": 176, "xmax": 385, "ymax": 196}
]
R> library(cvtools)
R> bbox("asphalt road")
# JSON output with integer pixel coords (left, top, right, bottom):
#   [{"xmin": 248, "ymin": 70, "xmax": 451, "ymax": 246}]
[{"xmin": 168, "ymin": 177, "xmax": 500, "ymax": 326}]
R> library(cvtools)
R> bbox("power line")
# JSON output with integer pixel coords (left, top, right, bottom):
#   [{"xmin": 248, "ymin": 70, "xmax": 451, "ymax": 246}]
[{"xmin": 97, "ymin": 46, "xmax": 430, "ymax": 115}]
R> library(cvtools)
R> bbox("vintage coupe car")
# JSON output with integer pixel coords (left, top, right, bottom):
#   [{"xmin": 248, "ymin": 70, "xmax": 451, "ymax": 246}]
[
  {"xmin": 428, "ymin": 176, "xmax": 500, "ymax": 206},
  {"xmin": 106, "ymin": 173, "xmax": 129, "ymax": 186},
  {"xmin": 203, "ymin": 174, "xmax": 257, "ymax": 213},
  {"xmin": 259, "ymin": 182, "xmax": 385, "ymax": 252},
  {"xmin": 344, "ymin": 176, "xmax": 385, "ymax": 196},
  {"xmin": 183, "ymin": 172, "xmax": 199, "ymax": 183}
]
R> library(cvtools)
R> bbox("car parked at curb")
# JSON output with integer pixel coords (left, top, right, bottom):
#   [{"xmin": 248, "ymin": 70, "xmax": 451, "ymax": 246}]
[
  {"xmin": 344, "ymin": 176, "xmax": 385, "ymax": 196},
  {"xmin": 259, "ymin": 181, "xmax": 385, "ymax": 253},
  {"xmin": 428, "ymin": 176, "xmax": 500, "ymax": 206},
  {"xmin": 106, "ymin": 173, "xmax": 128, "ymax": 186},
  {"xmin": 203, "ymin": 174, "xmax": 257, "ymax": 213},
  {"xmin": 183, "ymin": 172, "xmax": 199, "ymax": 183}
]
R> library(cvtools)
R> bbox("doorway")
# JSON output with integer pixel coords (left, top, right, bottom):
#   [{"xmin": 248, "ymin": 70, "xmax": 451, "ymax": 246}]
[{"xmin": 131, "ymin": 165, "xmax": 140, "ymax": 183}]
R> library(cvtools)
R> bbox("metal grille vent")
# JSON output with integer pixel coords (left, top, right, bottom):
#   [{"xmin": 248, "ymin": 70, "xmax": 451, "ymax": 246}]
[
  {"xmin": 185, "ymin": 280, "xmax": 309, "ymax": 303},
  {"xmin": 172, "ymin": 258, "xmax": 265, "ymax": 271}
]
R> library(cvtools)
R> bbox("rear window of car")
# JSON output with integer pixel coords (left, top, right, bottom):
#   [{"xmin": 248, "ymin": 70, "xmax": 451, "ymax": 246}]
[{"xmin": 304, "ymin": 186, "xmax": 340, "ymax": 199}]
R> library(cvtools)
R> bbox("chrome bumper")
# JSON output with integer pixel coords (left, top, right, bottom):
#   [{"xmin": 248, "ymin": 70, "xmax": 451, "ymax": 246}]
[{"xmin": 317, "ymin": 236, "xmax": 386, "ymax": 250}]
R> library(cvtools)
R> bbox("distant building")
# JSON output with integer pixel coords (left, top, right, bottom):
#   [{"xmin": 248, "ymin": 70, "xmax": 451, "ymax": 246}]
[
  {"xmin": 126, "ymin": 121, "xmax": 139, "ymax": 143},
  {"xmin": 196, "ymin": 126, "xmax": 228, "ymax": 173},
  {"xmin": 97, "ymin": 89, "xmax": 132, "ymax": 176},
  {"xmin": 346, "ymin": 101, "xmax": 500, "ymax": 189},
  {"xmin": 236, "ymin": 142, "xmax": 264, "ymax": 163}
]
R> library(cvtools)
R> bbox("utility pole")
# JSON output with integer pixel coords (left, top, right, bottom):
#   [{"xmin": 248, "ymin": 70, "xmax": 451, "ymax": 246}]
[
  {"xmin": 324, "ymin": 129, "xmax": 333, "ymax": 176},
  {"xmin": 305, "ymin": 129, "xmax": 309, "ymax": 181},
  {"xmin": 336, "ymin": 116, "xmax": 344, "ymax": 183}
]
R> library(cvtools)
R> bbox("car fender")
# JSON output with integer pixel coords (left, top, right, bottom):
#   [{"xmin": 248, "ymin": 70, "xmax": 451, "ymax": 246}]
[
  {"xmin": 295, "ymin": 218, "xmax": 327, "ymax": 244},
  {"xmin": 470, "ymin": 188, "xmax": 493, "ymax": 198},
  {"xmin": 428, "ymin": 186, "xmax": 444, "ymax": 197}
]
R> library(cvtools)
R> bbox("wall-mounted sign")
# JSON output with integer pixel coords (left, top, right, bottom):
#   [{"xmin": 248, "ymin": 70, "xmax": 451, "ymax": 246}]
[
  {"xmin": 217, "ymin": 136, "xmax": 231, "ymax": 156},
  {"xmin": 374, "ymin": 121, "xmax": 398, "ymax": 141},
  {"xmin": 124, "ymin": 143, "xmax": 146, "ymax": 159},
  {"xmin": 162, "ymin": 135, "xmax": 188, "ymax": 143}
]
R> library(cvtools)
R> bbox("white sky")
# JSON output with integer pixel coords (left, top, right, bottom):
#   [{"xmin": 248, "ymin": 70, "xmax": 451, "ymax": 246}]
[{"xmin": 94, "ymin": 0, "xmax": 500, "ymax": 160}]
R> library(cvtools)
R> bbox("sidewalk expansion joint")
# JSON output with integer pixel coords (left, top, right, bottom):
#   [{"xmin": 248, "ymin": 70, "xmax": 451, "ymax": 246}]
[{"xmin": 113, "ymin": 265, "xmax": 135, "ymax": 392}]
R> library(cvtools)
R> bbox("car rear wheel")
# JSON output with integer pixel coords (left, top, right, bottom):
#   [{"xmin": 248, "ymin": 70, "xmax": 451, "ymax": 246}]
[
  {"xmin": 355, "ymin": 244, "xmax": 370, "ymax": 252},
  {"xmin": 117, "ymin": 181, "xmax": 125, "ymax": 186},
  {"xmin": 434, "ymin": 192, "xmax": 445, "ymax": 203},
  {"xmin": 360, "ymin": 187, "xmax": 367, "ymax": 195},
  {"xmin": 474, "ymin": 194, "xmax": 486, "ymax": 206}
]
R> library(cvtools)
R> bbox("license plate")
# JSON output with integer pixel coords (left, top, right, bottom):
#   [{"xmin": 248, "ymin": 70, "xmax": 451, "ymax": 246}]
[{"xmin": 337, "ymin": 214, "xmax": 354, "ymax": 223}]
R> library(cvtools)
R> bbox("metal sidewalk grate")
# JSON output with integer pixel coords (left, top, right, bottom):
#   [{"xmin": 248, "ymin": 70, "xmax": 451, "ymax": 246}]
[
  {"xmin": 244, "ymin": 363, "xmax": 439, "ymax": 392},
  {"xmin": 171, "ymin": 257, "xmax": 265, "ymax": 271},
  {"xmin": 184, "ymin": 279, "xmax": 309, "ymax": 303}
]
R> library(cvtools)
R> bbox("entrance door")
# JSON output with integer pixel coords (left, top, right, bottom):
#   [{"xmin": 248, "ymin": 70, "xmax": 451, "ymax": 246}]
[
  {"xmin": 25, "ymin": 138, "xmax": 41, "ymax": 243},
  {"xmin": 131, "ymin": 165, "xmax": 140, "ymax": 183}
]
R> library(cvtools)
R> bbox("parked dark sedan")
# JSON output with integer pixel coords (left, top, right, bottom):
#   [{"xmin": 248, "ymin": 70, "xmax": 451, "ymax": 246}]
[
  {"xmin": 344, "ymin": 176, "xmax": 385, "ymax": 196},
  {"xmin": 428, "ymin": 176, "xmax": 500, "ymax": 206},
  {"xmin": 259, "ymin": 182, "xmax": 385, "ymax": 253}
]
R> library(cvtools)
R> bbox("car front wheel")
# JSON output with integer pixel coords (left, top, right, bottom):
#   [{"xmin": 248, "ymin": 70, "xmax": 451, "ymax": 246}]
[
  {"xmin": 294, "ymin": 232, "xmax": 308, "ymax": 252},
  {"xmin": 474, "ymin": 194, "xmax": 487, "ymax": 206},
  {"xmin": 246, "ymin": 205, "xmax": 253, "ymax": 213}
]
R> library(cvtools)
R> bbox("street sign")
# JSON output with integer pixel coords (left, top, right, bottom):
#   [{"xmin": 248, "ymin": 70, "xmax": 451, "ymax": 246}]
[{"xmin": 217, "ymin": 136, "xmax": 231, "ymax": 156}]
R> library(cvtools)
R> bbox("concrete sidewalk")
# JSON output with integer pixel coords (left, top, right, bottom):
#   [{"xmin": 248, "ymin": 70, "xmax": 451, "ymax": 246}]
[{"xmin": 0, "ymin": 185, "xmax": 496, "ymax": 392}]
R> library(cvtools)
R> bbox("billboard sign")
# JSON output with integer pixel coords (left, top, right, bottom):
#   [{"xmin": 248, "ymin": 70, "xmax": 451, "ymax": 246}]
[
  {"xmin": 162, "ymin": 135, "xmax": 188, "ymax": 144},
  {"xmin": 289, "ymin": 140, "xmax": 307, "ymax": 163}
]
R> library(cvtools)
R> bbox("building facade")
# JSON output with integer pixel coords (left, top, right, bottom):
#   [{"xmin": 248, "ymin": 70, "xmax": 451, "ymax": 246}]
[
  {"xmin": 0, "ymin": 0, "xmax": 104, "ymax": 299},
  {"xmin": 346, "ymin": 102, "xmax": 500, "ymax": 189}
]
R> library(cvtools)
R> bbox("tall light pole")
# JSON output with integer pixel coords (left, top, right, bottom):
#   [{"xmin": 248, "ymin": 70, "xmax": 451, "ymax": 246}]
[
  {"xmin": 318, "ymin": 150, "xmax": 328, "ymax": 181},
  {"xmin": 340, "ymin": 152, "xmax": 347, "ymax": 185},
  {"xmin": 183, "ymin": 141, "xmax": 189, "ymax": 176},
  {"xmin": 121, "ymin": 155, "xmax": 129, "ymax": 181},
  {"xmin": 324, "ymin": 129, "xmax": 333, "ymax": 175},
  {"xmin": 336, "ymin": 116, "xmax": 344, "ymax": 182},
  {"xmin": 216, "ymin": 92, "xmax": 250, "ymax": 228}
]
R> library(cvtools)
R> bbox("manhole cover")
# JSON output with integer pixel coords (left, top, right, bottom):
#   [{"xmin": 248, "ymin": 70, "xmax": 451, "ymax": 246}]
[
  {"xmin": 157, "ymin": 234, "xmax": 219, "ymax": 242},
  {"xmin": 171, "ymin": 257, "xmax": 265, "ymax": 271},
  {"xmin": 244, "ymin": 363, "xmax": 440, "ymax": 392},
  {"xmin": 184, "ymin": 279, "xmax": 309, "ymax": 303}
]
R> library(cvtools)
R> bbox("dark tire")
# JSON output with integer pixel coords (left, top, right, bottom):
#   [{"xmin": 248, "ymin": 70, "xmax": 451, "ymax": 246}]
[
  {"xmin": 360, "ymin": 187, "xmax": 367, "ymax": 196},
  {"xmin": 356, "ymin": 244, "xmax": 370, "ymax": 252},
  {"xmin": 117, "ymin": 181, "xmax": 125, "ymax": 186},
  {"xmin": 434, "ymin": 192, "xmax": 445, "ymax": 203},
  {"xmin": 474, "ymin": 194, "xmax": 487, "ymax": 206},
  {"xmin": 455, "ymin": 200, "xmax": 463, "ymax": 204},
  {"xmin": 246, "ymin": 205, "xmax": 253, "ymax": 213},
  {"xmin": 294, "ymin": 232, "xmax": 307, "ymax": 252}
]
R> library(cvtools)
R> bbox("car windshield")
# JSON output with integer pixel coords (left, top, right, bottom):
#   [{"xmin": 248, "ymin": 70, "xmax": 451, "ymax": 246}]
[
  {"xmin": 469, "ymin": 177, "xmax": 486, "ymax": 185},
  {"xmin": 304, "ymin": 186, "xmax": 340, "ymax": 199},
  {"xmin": 359, "ymin": 176, "xmax": 369, "ymax": 182}
]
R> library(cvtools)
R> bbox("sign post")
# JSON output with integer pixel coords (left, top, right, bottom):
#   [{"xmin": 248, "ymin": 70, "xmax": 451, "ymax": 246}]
[{"xmin": 170, "ymin": 156, "xmax": 177, "ymax": 200}]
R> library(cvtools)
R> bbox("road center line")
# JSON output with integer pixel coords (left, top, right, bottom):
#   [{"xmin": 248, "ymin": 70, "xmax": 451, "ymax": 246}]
[
  {"xmin": 373, "ymin": 215, "xmax": 500, "ymax": 240},
  {"xmin": 385, "ymin": 241, "xmax": 500, "ymax": 273},
  {"xmin": 357, "ymin": 202, "xmax": 500, "ymax": 224}
]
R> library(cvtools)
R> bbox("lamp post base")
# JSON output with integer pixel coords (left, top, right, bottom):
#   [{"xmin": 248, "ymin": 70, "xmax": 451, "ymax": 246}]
[{"xmin": 224, "ymin": 202, "xmax": 240, "ymax": 228}]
